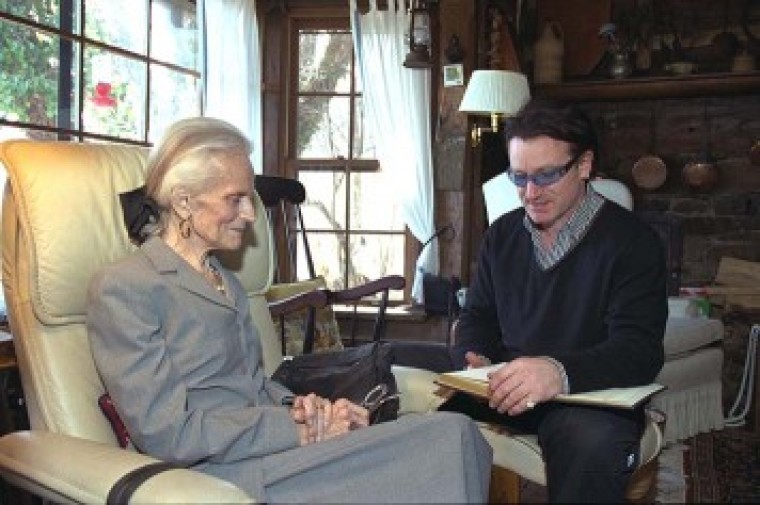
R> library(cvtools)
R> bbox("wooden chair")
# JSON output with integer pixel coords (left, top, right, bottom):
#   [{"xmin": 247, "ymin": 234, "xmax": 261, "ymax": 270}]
[{"xmin": 255, "ymin": 174, "xmax": 404, "ymax": 355}]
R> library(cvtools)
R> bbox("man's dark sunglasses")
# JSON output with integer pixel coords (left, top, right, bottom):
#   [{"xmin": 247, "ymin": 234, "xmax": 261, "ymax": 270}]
[{"xmin": 507, "ymin": 151, "xmax": 583, "ymax": 188}]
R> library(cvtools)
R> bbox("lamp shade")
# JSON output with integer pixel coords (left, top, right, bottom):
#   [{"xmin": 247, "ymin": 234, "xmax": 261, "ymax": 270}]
[{"xmin": 458, "ymin": 70, "xmax": 530, "ymax": 116}]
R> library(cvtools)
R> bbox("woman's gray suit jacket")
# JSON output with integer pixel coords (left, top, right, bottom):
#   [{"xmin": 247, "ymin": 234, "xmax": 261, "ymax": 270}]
[{"xmin": 87, "ymin": 237, "xmax": 492, "ymax": 503}]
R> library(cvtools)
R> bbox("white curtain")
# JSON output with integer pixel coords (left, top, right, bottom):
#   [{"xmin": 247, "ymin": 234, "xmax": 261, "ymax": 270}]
[
  {"xmin": 349, "ymin": 0, "xmax": 437, "ymax": 304},
  {"xmin": 198, "ymin": 0, "xmax": 263, "ymax": 173}
]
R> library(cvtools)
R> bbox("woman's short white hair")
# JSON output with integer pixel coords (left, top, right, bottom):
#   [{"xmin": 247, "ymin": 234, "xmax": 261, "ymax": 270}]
[
  {"xmin": 146, "ymin": 116, "xmax": 251, "ymax": 207},
  {"xmin": 143, "ymin": 117, "xmax": 251, "ymax": 233}
]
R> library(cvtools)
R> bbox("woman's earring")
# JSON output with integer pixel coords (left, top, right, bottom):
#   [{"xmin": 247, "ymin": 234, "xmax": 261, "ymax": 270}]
[{"xmin": 179, "ymin": 216, "xmax": 192, "ymax": 239}]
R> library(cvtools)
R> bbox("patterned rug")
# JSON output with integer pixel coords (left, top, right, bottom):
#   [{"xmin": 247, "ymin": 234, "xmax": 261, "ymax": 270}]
[
  {"xmin": 522, "ymin": 427, "xmax": 759, "ymax": 503},
  {"xmin": 685, "ymin": 427, "xmax": 760, "ymax": 503},
  {"xmin": 655, "ymin": 443, "xmax": 687, "ymax": 503}
]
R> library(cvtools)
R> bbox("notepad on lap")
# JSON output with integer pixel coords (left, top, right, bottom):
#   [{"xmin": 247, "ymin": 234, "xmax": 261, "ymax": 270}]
[{"xmin": 436, "ymin": 365, "xmax": 665, "ymax": 410}]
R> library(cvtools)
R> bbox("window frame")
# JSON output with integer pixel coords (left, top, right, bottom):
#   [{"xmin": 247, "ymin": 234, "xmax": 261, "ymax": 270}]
[
  {"xmin": 0, "ymin": 0, "xmax": 199, "ymax": 146},
  {"xmin": 283, "ymin": 10, "xmax": 414, "ymax": 302}
]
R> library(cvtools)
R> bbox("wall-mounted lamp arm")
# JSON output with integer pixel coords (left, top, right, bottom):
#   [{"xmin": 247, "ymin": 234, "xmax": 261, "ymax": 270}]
[{"xmin": 470, "ymin": 112, "xmax": 502, "ymax": 147}]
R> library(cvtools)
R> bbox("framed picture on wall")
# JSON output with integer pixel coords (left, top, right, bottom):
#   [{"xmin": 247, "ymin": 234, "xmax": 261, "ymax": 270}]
[{"xmin": 442, "ymin": 64, "xmax": 464, "ymax": 87}]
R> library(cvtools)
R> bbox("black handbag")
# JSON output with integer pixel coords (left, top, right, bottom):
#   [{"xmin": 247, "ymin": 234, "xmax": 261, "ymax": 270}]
[{"xmin": 271, "ymin": 342, "xmax": 399, "ymax": 424}]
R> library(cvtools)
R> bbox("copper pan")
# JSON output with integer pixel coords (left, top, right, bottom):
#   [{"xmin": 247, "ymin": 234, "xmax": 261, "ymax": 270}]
[
  {"xmin": 631, "ymin": 111, "xmax": 666, "ymax": 190},
  {"xmin": 632, "ymin": 155, "xmax": 667, "ymax": 190},
  {"xmin": 682, "ymin": 157, "xmax": 718, "ymax": 192}
]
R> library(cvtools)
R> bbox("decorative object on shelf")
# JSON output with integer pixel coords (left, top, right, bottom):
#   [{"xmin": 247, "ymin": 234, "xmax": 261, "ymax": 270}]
[
  {"xmin": 665, "ymin": 61, "xmax": 697, "ymax": 75},
  {"xmin": 533, "ymin": 20, "xmax": 564, "ymax": 84},
  {"xmin": 635, "ymin": 38, "xmax": 653, "ymax": 72},
  {"xmin": 609, "ymin": 50, "xmax": 633, "ymax": 79},
  {"xmin": 403, "ymin": 0, "xmax": 432, "ymax": 69},
  {"xmin": 534, "ymin": 0, "xmax": 610, "ymax": 78},
  {"xmin": 458, "ymin": 70, "xmax": 530, "ymax": 147},
  {"xmin": 486, "ymin": 5, "xmax": 521, "ymax": 71},
  {"xmin": 599, "ymin": 23, "xmax": 632, "ymax": 79},
  {"xmin": 712, "ymin": 0, "xmax": 741, "ymax": 61},
  {"xmin": 732, "ymin": 50, "xmax": 756, "ymax": 72},
  {"xmin": 741, "ymin": 0, "xmax": 760, "ymax": 56}
]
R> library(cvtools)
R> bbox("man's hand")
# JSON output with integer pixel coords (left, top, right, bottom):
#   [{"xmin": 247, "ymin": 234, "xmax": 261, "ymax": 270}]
[
  {"xmin": 486, "ymin": 357, "xmax": 564, "ymax": 416},
  {"xmin": 464, "ymin": 351, "xmax": 492, "ymax": 369}
]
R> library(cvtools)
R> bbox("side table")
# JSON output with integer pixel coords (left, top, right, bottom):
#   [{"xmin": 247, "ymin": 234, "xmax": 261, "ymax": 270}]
[
  {"xmin": 0, "ymin": 327, "xmax": 37, "ymax": 505},
  {"xmin": 0, "ymin": 328, "xmax": 29, "ymax": 435}
]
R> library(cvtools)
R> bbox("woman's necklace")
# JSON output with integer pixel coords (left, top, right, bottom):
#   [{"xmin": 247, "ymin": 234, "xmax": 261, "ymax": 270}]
[{"xmin": 204, "ymin": 261, "xmax": 227, "ymax": 296}]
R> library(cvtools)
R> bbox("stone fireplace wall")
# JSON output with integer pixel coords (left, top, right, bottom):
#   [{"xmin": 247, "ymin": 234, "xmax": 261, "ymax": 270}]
[{"xmin": 582, "ymin": 95, "xmax": 760, "ymax": 286}]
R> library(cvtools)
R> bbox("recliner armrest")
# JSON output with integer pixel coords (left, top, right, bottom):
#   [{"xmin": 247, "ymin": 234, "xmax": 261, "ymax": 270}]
[
  {"xmin": 392, "ymin": 365, "xmax": 447, "ymax": 414},
  {"xmin": 0, "ymin": 431, "xmax": 253, "ymax": 504}
]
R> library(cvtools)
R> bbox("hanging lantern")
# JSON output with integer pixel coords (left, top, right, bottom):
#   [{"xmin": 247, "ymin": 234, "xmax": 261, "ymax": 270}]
[{"xmin": 403, "ymin": 0, "xmax": 432, "ymax": 69}]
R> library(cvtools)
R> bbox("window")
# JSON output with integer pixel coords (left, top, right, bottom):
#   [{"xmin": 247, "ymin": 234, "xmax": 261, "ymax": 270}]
[
  {"xmin": 0, "ymin": 0, "xmax": 199, "ymax": 145},
  {"xmin": 287, "ymin": 15, "xmax": 407, "ymax": 301}
]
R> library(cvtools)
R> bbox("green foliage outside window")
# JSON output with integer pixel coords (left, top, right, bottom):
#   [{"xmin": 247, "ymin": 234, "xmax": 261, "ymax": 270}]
[{"xmin": 0, "ymin": 0, "xmax": 60, "ymax": 126}]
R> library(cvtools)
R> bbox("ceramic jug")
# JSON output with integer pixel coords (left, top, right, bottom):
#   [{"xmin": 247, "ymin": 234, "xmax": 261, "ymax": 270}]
[{"xmin": 534, "ymin": 21, "xmax": 564, "ymax": 84}]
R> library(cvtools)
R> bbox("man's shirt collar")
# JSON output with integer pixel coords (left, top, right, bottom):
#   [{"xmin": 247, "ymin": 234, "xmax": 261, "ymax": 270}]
[{"xmin": 523, "ymin": 185, "xmax": 605, "ymax": 270}]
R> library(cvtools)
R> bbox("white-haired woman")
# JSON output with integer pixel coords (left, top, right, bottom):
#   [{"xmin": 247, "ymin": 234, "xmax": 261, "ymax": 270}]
[{"xmin": 87, "ymin": 117, "xmax": 492, "ymax": 503}]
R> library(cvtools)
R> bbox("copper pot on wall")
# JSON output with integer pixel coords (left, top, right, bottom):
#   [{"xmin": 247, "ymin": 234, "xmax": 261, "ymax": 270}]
[
  {"xmin": 682, "ymin": 157, "xmax": 718, "ymax": 191},
  {"xmin": 683, "ymin": 101, "xmax": 719, "ymax": 192},
  {"xmin": 632, "ymin": 111, "xmax": 667, "ymax": 190}
]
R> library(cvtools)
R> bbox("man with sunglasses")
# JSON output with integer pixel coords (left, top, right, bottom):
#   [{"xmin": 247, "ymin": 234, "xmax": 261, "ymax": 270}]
[{"xmin": 446, "ymin": 100, "xmax": 668, "ymax": 502}]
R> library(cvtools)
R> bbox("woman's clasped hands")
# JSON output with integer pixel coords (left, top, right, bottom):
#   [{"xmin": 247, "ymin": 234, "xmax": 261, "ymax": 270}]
[{"xmin": 289, "ymin": 393, "xmax": 369, "ymax": 446}]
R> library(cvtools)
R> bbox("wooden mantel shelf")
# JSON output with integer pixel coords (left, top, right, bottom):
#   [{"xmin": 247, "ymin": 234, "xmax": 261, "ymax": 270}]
[{"xmin": 533, "ymin": 71, "xmax": 760, "ymax": 101}]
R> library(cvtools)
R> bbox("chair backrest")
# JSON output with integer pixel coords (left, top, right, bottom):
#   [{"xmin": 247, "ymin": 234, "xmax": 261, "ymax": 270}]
[
  {"xmin": 0, "ymin": 140, "xmax": 284, "ymax": 445},
  {"xmin": 254, "ymin": 174, "xmax": 405, "ymax": 352},
  {"xmin": 254, "ymin": 174, "xmax": 314, "ymax": 283}
]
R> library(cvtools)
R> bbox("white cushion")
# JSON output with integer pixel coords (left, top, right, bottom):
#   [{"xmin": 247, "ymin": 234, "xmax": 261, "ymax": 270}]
[{"xmin": 663, "ymin": 317, "xmax": 723, "ymax": 359}]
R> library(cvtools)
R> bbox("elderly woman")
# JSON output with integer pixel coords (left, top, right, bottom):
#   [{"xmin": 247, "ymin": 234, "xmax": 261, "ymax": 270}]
[{"xmin": 86, "ymin": 117, "xmax": 492, "ymax": 503}]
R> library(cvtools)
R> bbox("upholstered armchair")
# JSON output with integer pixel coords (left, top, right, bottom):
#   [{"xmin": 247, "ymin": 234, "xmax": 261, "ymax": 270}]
[{"xmin": 0, "ymin": 140, "xmax": 439, "ymax": 503}]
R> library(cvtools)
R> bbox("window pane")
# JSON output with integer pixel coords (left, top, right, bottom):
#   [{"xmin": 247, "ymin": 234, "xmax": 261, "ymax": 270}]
[
  {"xmin": 151, "ymin": 0, "xmax": 197, "ymax": 69},
  {"xmin": 0, "ymin": 0, "xmax": 78, "ymax": 31},
  {"xmin": 83, "ymin": 47, "xmax": 146, "ymax": 140},
  {"xmin": 352, "ymin": 96, "xmax": 376, "ymax": 159},
  {"xmin": 85, "ymin": 0, "xmax": 147, "ymax": 54},
  {"xmin": 149, "ymin": 65, "xmax": 200, "ymax": 142},
  {"xmin": 0, "ymin": 21, "xmax": 79, "ymax": 130},
  {"xmin": 349, "ymin": 234, "xmax": 404, "ymax": 300},
  {"xmin": 350, "ymin": 172, "xmax": 404, "ymax": 231},
  {"xmin": 298, "ymin": 30, "xmax": 351, "ymax": 93},
  {"xmin": 298, "ymin": 171, "xmax": 346, "ymax": 230},
  {"xmin": 297, "ymin": 96, "xmax": 349, "ymax": 158},
  {"xmin": 297, "ymin": 231, "xmax": 345, "ymax": 290}
]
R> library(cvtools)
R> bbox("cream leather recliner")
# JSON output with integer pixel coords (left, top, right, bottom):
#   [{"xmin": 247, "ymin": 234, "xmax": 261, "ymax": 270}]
[{"xmin": 0, "ymin": 140, "xmax": 440, "ymax": 503}]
